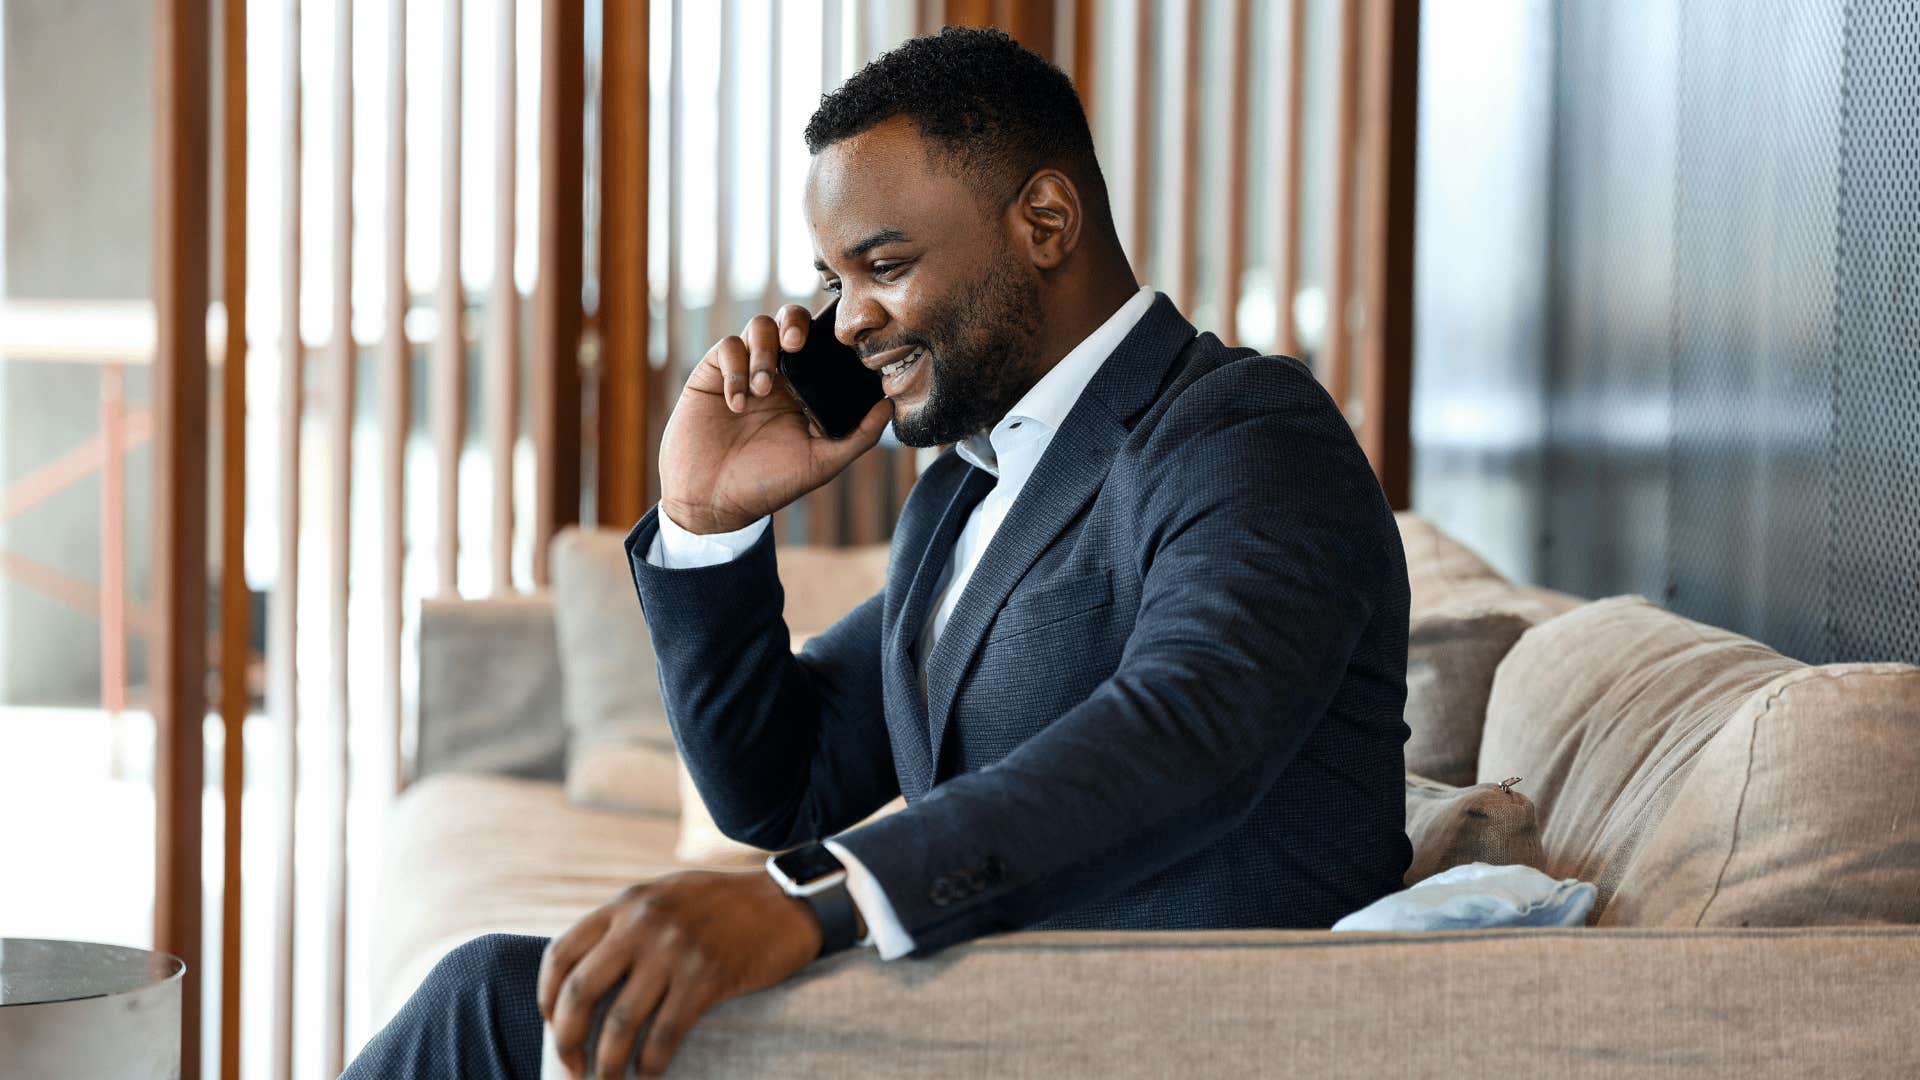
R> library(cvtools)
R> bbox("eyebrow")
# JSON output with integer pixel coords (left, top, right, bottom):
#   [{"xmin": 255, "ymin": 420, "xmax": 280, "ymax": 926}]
[{"xmin": 813, "ymin": 228, "xmax": 910, "ymax": 272}]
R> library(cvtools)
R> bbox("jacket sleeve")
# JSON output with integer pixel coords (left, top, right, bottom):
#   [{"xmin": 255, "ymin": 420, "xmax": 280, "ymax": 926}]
[
  {"xmin": 625, "ymin": 507, "xmax": 899, "ymax": 849},
  {"xmin": 832, "ymin": 365, "xmax": 1398, "ymax": 954}
]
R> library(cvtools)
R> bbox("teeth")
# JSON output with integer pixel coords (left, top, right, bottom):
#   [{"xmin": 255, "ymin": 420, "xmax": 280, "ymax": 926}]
[{"xmin": 882, "ymin": 348, "xmax": 921, "ymax": 379}]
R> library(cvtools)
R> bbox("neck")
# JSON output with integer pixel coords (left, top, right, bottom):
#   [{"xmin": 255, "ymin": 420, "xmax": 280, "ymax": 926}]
[{"xmin": 1030, "ymin": 262, "xmax": 1141, "ymax": 379}]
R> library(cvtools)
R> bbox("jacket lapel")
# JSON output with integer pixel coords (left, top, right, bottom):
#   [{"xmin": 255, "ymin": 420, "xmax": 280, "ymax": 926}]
[
  {"xmin": 888, "ymin": 464, "xmax": 997, "ymax": 797},
  {"xmin": 922, "ymin": 294, "xmax": 1198, "ymax": 770}
]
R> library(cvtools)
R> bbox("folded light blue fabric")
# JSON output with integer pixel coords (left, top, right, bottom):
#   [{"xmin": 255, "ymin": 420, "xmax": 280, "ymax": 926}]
[{"xmin": 1332, "ymin": 862, "xmax": 1597, "ymax": 932}]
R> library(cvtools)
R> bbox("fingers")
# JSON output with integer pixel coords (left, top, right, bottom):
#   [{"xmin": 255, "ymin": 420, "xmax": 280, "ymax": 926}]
[
  {"xmin": 774, "ymin": 303, "xmax": 811, "ymax": 352},
  {"xmin": 742, "ymin": 315, "xmax": 780, "ymax": 399},
  {"xmin": 591, "ymin": 955, "xmax": 672, "ymax": 1080},
  {"xmin": 550, "ymin": 935, "xmax": 643, "ymax": 1077},
  {"xmin": 713, "ymin": 336, "xmax": 750, "ymax": 413},
  {"xmin": 637, "ymin": 981, "xmax": 715, "ymax": 1079},
  {"xmin": 537, "ymin": 909, "xmax": 611, "ymax": 1023}
]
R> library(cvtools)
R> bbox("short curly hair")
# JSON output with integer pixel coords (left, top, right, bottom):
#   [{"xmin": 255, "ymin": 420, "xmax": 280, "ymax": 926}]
[{"xmin": 805, "ymin": 26, "xmax": 1112, "ymax": 226}]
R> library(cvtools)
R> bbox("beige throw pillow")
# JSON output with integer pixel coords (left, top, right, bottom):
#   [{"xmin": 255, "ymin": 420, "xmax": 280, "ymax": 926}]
[
  {"xmin": 1481, "ymin": 595, "xmax": 1920, "ymax": 927},
  {"xmin": 1403, "ymin": 772, "xmax": 1547, "ymax": 886}
]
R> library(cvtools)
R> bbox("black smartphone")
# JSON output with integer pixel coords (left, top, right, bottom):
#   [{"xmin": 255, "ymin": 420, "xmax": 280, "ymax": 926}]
[{"xmin": 777, "ymin": 299, "xmax": 885, "ymax": 439}]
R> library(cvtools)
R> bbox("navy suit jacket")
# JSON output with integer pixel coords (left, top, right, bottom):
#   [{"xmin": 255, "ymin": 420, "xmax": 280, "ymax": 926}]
[{"xmin": 626, "ymin": 294, "xmax": 1411, "ymax": 956}]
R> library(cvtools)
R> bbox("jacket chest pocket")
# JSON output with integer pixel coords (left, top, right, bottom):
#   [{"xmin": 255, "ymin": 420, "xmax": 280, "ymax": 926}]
[{"xmin": 984, "ymin": 570, "xmax": 1115, "ymax": 645}]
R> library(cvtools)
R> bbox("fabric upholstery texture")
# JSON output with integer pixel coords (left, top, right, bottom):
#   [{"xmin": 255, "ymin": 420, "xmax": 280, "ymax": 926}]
[
  {"xmin": 415, "ymin": 594, "xmax": 568, "ymax": 781},
  {"xmin": 551, "ymin": 527, "xmax": 673, "ymax": 754},
  {"xmin": 1403, "ymin": 772, "xmax": 1547, "ymax": 885},
  {"xmin": 564, "ymin": 741, "xmax": 681, "ymax": 818},
  {"xmin": 1334, "ymin": 862, "xmax": 1596, "ymax": 931},
  {"xmin": 1393, "ymin": 512, "xmax": 1578, "ymax": 785},
  {"xmin": 1480, "ymin": 595, "xmax": 1920, "ymax": 926}
]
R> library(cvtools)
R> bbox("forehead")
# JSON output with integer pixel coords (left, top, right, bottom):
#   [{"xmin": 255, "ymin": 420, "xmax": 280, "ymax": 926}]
[{"xmin": 803, "ymin": 117, "xmax": 985, "ymax": 264}]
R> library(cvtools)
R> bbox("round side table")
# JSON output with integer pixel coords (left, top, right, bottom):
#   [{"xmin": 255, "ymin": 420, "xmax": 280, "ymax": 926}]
[{"xmin": 0, "ymin": 938, "xmax": 185, "ymax": 1079}]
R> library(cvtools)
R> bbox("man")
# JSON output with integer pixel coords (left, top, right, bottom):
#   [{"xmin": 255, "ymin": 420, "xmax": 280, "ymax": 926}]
[{"xmin": 347, "ymin": 26, "xmax": 1409, "ymax": 1080}]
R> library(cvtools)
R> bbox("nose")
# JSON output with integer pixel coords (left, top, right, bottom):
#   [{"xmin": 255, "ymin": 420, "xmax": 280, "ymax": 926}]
[{"xmin": 834, "ymin": 289, "xmax": 885, "ymax": 351}]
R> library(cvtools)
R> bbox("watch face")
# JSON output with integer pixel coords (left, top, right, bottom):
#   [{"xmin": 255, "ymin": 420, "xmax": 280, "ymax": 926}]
[{"xmin": 771, "ymin": 845, "xmax": 844, "ymax": 887}]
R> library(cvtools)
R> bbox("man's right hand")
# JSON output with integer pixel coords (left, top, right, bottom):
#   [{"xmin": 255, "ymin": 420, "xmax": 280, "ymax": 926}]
[{"xmin": 658, "ymin": 305, "xmax": 895, "ymax": 535}]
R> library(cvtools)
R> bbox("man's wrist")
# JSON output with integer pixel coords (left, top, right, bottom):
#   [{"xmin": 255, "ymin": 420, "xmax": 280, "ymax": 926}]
[{"xmin": 659, "ymin": 498, "xmax": 755, "ymax": 536}]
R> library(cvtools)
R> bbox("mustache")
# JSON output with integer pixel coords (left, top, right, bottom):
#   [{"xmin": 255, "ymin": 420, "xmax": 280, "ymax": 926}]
[{"xmin": 857, "ymin": 334, "xmax": 933, "ymax": 362}]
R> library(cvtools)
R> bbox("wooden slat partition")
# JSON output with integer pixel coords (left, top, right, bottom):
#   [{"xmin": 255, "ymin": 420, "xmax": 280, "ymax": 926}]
[
  {"xmin": 994, "ymin": 0, "xmax": 1054, "ymax": 56},
  {"xmin": 1356, "ymin": 0, "xmax": 1418, "ymax": 509},
  {"xmin": 534, "ymin": 0, "xmax": 585, "ymax": 583},
  {"xmin": 323, "ymin": 0, "xmax": 354, "ymax": 1070},
  {"xmin": 217, "ymin": 0, "xmax": 249, "ymax": 1073},
  {"xmin": 153, "ymin": 2, "xmax": 211, "ymax": 1077},
  {"xmin": 1275, "ymin": 0, "xmax": 1306, "ymax": 359},
  {"xmin": 596, "ymin": 0, "xmax": 650, "ymax": 527},
  {"xmin": 1174, "ymin": 0, "xmax": 1201, "ymax": 315},
  {"xmin": 806, "ymin": 0, "xmax": 844, "ymax": 547},
  {"xmin": 1219, "ymin": 0, "xmax": 1252, "ymax": 344},
  {"xmin": 491, "ymin": 0, "xmax": 520, "ymax": 593},
  {"xmin": 436, "ymin": 0, "xmax": 467, "ymax": 594},
  {"xmin": 269, "ymin": 1, "xmax": 303, "ymax": 1074},
  {"xmin": 1129, "ymin": 0, "xmax": 1152, "ymax": 284},
  {"xmin": 711, "ymin": 0, "xmax": 736, "ymax": 347},
  {"xmin": 1323, "ymin": 0, "xmax": 1362, "ymax": 413},
  {"xmin": 1071, "ymin": 0, "xmax": 1094, "ymax": 115},
  {"xmin": 386, "ymin": 0, "xmax": 413, "ymax": 789}
]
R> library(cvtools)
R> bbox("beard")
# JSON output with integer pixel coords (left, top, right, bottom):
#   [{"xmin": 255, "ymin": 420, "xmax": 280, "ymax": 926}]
[{"xmin": 880, "ymin": 247, "xmax": 1044, "ymax": 448}]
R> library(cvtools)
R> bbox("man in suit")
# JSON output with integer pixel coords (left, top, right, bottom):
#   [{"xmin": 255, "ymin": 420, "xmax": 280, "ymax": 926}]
[{"xmin": 346, "ymin": 26, "xmax": 1408, "ymax": 1080}]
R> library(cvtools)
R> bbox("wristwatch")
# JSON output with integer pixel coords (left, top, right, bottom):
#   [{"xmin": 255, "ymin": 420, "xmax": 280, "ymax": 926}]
[{"xmin": 765, "ymin": 844, "xmax": 860, "ymax": 958}]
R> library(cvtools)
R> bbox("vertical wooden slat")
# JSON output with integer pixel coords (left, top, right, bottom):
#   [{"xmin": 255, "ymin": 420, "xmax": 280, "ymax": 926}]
[
  {"xmin": 101, "ymin": 367, "xmax": 128, "ymax": 716},
  {"xmin": 217, "ymin": 0, "xmax": 249, "ymax": 1072},
  {"xmin": 994, "ymin": 0, "xmax": 1055, "ymax": 64},
  {"xmin": 1173, "ymin": 0, "xmax": 1200, "ymax": 315},
  {"xmin": 710, "ymin": 0, "xmax": 735, "ymax": 347},
  {"xmin": 490, "ymin": 0, "xmax": 519, "ymax": 593},
  {"xmin": 891, "ymin": 446, "xmax": 918, "ymax": 522},
  {"xmin": 1274, "ymin": 0, "xmax": 1306, "ymax": 359},
  {"xmin": 1323, "ymin": 0, "xmax": 1362, "ymax": 413},
  {"xmin": 386, "ymin": 0, "xmax": 414, "ymax": 789},
  {"xmin": 1071, "ymin": 0, "xmax": 1094, "ymax": 119},
  {"xmin": 270, "ymin": 0, "xmax": 303, "ymax": 1070},
  {"xmin": 596, "ymin": 0, "xmax": 650, "ymax": 525},
  {"xmin": 1219, "ymin": 0, "xmax": 1251, "ymax": 345},
  {"xmin": 944, "ymin": 0, "xmax": 991, "ymax": 29},
  {"xmin": 1128, "ymin": 0, "xmax": 1152, "ymax": 284},
  {"xmin": 848, "ymin": 453, "xmax": 885, "ymax": 544},
  {"xmin": 1357, "ymin": 0, "xmax": 1418, "ymax": 509},
  {"xmin": 153, "ymin": 1, "xmax": 211, "ymax": 1077},
  {"xmin": 322, "ymin": 0, "xmax": 354, "ymax": 1070},
  {"xmin": 809, "ymin": 0, "xmax": 844, "ymax": 548},
  {"xmin": 657, "ymin": 0, "xmax": 684, "ymax": 511},
  {"xmin": 436, "ymin": 0, "xmax": 467, "ymax": 594},
  {"xmin": 760, "ymin": 0, "xmax": 783, "ymax": 319},
  {"xmin": 533, "ymin": 0, "xmax": 584, "ymax": 583}
]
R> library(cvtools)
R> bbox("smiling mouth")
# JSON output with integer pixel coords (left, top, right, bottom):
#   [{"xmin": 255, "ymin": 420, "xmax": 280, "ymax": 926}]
[{"xmin": 880, "ymin": 347, "xmax": 926, "ymax": 380}]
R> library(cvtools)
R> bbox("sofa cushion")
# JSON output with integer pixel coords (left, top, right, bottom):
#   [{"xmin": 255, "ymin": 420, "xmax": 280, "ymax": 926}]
[
  {"xmin": 551, "ymin": 527, "xmax": 673, "ymax": 758},
  {"xmin": 1404, "ymin": 773, "xmax": 1546, "ymax": 886},
  {"xmin": 1479, "ymin": 595, "xmax": 1920, "ymax": 926},
  {"xmin": 564, "ymin": 741, "xmax": 681, "ymax": 818},
  {"xmin": 675, "ymin": 759, "xmax": 773, "ymax": 866},
  {"xmin": 1393, "ymin": 512, "xmax": 1580, "ymax": 785}
]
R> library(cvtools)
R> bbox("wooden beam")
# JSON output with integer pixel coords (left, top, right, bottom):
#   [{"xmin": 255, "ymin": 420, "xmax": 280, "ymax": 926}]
[
  {"xmin": 1357, "ymin": 0, "xmax": 1418, "ymax": 509},
  {"xmin": 322, "ymin": 0, "xmax": 354, "ymax": 1069},
  {"xmin": 1128, "ymin": 0, "xmax": 1152, "ymax": 284},
  {"xmin": 490, "ymin": 0, "xmax": 520, "ymax": 593},
  {"xmin": 1275, "ymin": 0, "xmax": 1306, "ymax": 358},
  {"xmin": 534, "ymin": 0, "xmax": 585, "ymax": 584},
  {"xmin": 1323, "ymin": 0, "xmax": 1362, "ymax": 413},
  {"xmin": 598, "ymin": 0, "xmax": 650, "ymax": 527},
  {"xmin": 385, "ymin": 0, "xmax": 414, "ymax": 792},
  {"xmin": 1220, "ymin": 0, "xmax": 1252, "ymax": 344},
  {"xmin": 436, "ymin": 0, "xmax": 468, "ymax": 594},
  {"xmin": 217, "ymin": 0, "xmax": 248, "ymax": 1072},
  {"xmin": 1174, "ymin": 0, "xmax": 1201, "ymax": 315},
  {"xmin": 269, "ymin": 0, "xmax": 303, "ymax": 1073},
  {"xmin": 1071, "ymin": 0, "xmax": 1094, "ymax": 124},
  {"xmin": 944, "ymin": 0, "xmax": 991, "ymax": 29},
  {"xmin": 153, "ymin": 1, "xmax": 212, "ymax": 1076},
  {"xmin": 994, "ymin": 0, "xmax": 1055, "ymax": 58}
]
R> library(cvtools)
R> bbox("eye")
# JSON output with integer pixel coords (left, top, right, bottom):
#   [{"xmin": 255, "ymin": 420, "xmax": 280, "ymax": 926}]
[
  {"xmin": 873, "ymin": 260, "xmax": 910, "ymax": 282},
  {"xmin": 821, "ymin": 278, "xmax": 842, "ymax": 295}
]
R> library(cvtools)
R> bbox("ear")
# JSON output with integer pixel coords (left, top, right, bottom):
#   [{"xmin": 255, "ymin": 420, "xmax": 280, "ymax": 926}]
[{"xmin": 1005, "ymin": 169, "xmax": 1083, "ymax": 272}]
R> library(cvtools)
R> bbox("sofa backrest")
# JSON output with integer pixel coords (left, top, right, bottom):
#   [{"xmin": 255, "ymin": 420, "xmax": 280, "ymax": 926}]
[{"xmin": 1479, "ymin": 595, "xmax": 1920, "ymax": 927}]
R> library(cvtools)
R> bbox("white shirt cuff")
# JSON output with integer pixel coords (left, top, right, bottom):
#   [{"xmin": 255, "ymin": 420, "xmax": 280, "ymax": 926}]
[
  {"xmin": 824, "ymin": 839, "xmax": 915, "ymax": 961},
  {"xmin": 646, "ymin": 502, "xmax": 771, "ymax": 568}
]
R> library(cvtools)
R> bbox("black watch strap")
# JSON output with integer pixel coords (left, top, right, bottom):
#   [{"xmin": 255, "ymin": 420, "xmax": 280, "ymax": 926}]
[{"xmin": 800, "ymin": 880, "xmax": 860, "ymax": 958}]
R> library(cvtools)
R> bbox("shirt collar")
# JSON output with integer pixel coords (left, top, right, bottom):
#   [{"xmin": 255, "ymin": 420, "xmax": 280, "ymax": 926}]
[{"xmin": 955, "ymin": 286, "xmax": 1157, "ymax": 478}]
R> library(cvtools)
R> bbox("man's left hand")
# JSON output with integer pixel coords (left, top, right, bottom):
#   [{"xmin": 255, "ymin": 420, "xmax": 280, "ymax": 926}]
[{"xmin": 537, "ymin": 869, "xmax": 823, "ymax": 1078}]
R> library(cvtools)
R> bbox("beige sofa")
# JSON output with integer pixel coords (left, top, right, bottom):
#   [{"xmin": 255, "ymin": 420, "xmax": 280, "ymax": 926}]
[{"xmin": 369, "ymin": 515, "xmax": 1920, "ymax": 1076}]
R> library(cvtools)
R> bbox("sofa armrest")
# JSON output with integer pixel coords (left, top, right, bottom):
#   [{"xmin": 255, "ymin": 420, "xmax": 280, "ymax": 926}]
[
  {"xmin": 413, "ymin": 593, "xmax": 566, "ymax": 783},
  {"xmin": 623, "ymin": 926, "xmax": 1920, "ymax": 1077}
]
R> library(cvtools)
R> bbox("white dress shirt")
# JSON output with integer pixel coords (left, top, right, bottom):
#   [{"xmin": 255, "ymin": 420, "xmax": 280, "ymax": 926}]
[{"xmin": 647, "ymin": 286, "xmax": 1156, "ymax": 959}]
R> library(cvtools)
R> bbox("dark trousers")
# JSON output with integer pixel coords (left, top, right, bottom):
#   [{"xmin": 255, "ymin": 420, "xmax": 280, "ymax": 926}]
[{"xmin": 342, "ymin": 933, "xmax": 549, "ymax": 1080}]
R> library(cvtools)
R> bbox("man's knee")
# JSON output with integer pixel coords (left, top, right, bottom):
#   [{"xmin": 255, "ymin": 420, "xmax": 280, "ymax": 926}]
[{"xmin": 424, "ymin": 933, "xmax": 547, "ymax": 1002}]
